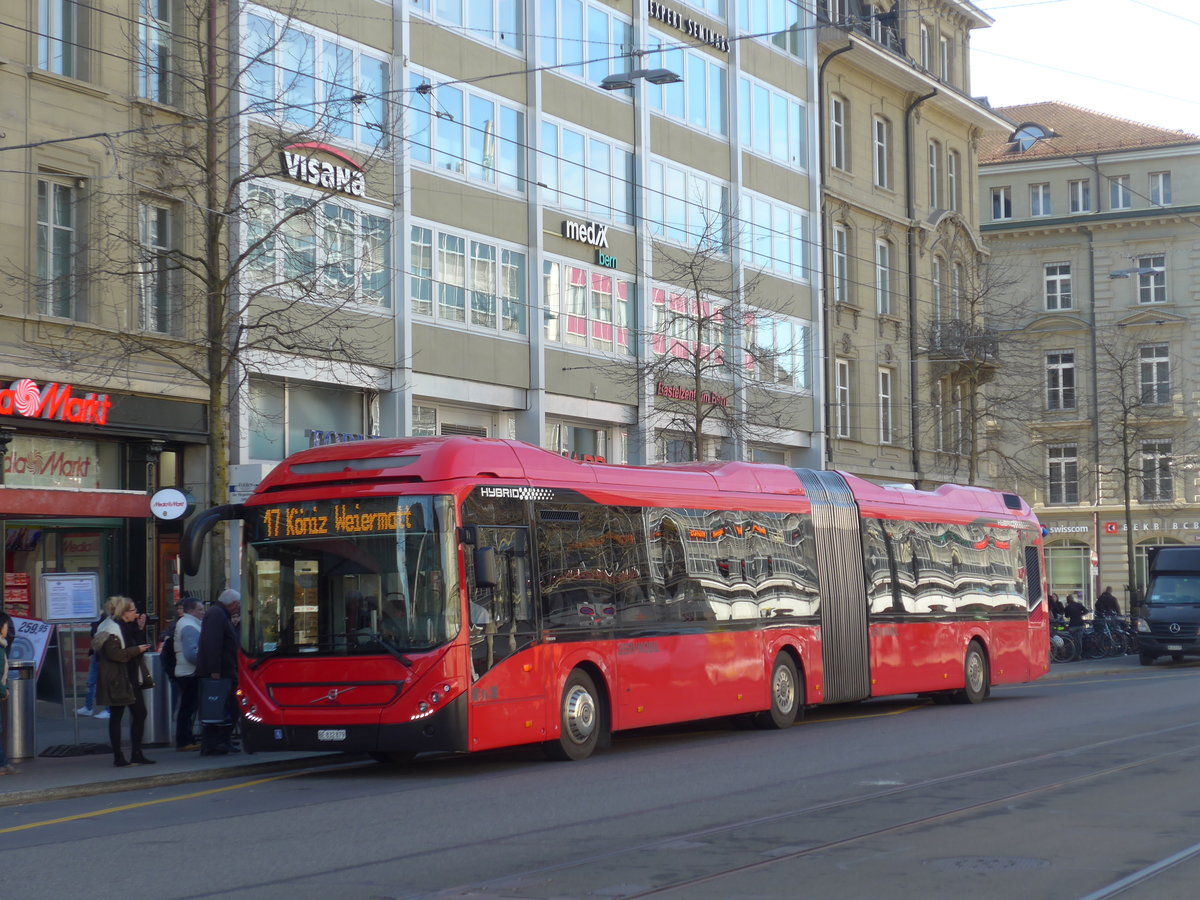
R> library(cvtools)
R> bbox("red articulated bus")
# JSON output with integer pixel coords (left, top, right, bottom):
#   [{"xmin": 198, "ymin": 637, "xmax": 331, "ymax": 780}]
[{"xmin": 182, "ymin": 437, "xmax": 1049, "ymax": 762}]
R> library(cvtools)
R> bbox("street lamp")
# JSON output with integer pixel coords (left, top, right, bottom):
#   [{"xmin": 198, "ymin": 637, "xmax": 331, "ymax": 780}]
[{"xmin": 599, "ymin": 68, "xmax": 682, "ymax": 91}]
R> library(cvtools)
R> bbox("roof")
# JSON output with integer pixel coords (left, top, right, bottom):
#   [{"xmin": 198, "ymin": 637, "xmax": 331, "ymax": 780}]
[{"xmin": 979, "ymin": 101, "xmax": 1200, "ymax": 164}]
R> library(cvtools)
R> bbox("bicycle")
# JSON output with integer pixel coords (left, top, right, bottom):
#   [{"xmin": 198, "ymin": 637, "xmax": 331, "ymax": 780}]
[{"xmin": 1050, "ymin": 617, "xmax": 1077, "ymax": 663}]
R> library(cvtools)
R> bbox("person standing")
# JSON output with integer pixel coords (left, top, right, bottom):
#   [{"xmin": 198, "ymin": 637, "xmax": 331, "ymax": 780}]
[
  {"xmin": 173, "ymin": 598, "xmax": 205, "ymax": 751},
  {"xmin": 93, "ymin": 597, "xmax": 156, "ymax": 767},
  {"xmin": 197, "ymin": 589, "xmax": 240, "ymax": 756},
  {"xmin": 1064, "ymin": 592, "xmax": 1088, "ymax": 661},
  {"xmin": 0, "ymin": 616, "xmax": 18, "ymax": 775},
  {"xmin": 77, "ymin": 612, "xmax": 111, "ymax": 719},
  {"xmin": 1096, "ymin": 586, "xmax": 1121, "ymax": 619}
]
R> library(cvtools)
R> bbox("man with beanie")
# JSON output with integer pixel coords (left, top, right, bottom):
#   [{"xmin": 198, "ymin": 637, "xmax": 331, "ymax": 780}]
[{"xmin": 197, "ymin": 589, "xmax": 240, "ymax": 756}]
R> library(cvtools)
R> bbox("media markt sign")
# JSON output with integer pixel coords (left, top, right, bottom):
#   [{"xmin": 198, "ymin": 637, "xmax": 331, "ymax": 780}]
[
  {"xmin": 0, "ymin": 378, "xmax": 112, "ymax": 425},
  {"xmin": 149, "ymin": 488, "xmax": 195, "ymax": 521},
  {"xmin": 280, "ymin": 142, "xmax": 366, "ymax": 197}
]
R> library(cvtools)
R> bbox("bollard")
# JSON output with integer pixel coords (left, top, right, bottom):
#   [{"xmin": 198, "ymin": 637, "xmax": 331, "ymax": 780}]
[
  {"xmin": 5, "ymin": 660, "xmax": 37, "ymax": 762},
  {"xmin": 140, "ymin": 652, "xmax": 171, "ymax": 747}
]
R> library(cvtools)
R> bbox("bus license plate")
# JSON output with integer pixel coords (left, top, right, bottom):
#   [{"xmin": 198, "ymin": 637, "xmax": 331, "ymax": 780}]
[
  {"xmin": 1167, "ymin": 644, "xmax": 1183, "ymax": 652},
  {"xmin": 317, "ymin": 729, "xmax": 347, "ymax": 742}
]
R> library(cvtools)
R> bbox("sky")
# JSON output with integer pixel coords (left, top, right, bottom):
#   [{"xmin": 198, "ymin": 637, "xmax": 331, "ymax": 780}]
[{"xmin": 971, "ymin": 0, "xmax": 1200, "ymax": 135}]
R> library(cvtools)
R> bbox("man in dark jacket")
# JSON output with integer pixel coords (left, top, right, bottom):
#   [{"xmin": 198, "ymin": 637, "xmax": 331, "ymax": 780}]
[
  {"xmin": 197, "ymin": 589, "xmax": 240, "ymax": 756},
  {"xmin": 1064, "ymin": 593, "xmax": 1088, "ymax": 660}
]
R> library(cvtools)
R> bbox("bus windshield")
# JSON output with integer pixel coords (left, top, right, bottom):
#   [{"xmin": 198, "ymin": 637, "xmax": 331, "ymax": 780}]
[
  {"xmin": 241, "ymin": 495, "xmax": 459, "ymax": 658},
  {"xmin": 1146, "ymin": 575, "xmax": 1200, "ymax": 607}
]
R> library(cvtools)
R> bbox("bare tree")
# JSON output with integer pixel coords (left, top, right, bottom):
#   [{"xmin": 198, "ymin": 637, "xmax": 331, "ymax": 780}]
[
  {"xmin": 6, "ymin": 0, "xmax": 395, "ymax": 585},
  {"xmin": 610, "ymin": 218, "xmax": 811, "ymax": 462},
  {"xmin": 915, "ymin": 234, "xmax": 1030, "ymax": 486},
  {"xmin": 1093, "ymin": 328, "xmax": 1200, "ymax": 608}
]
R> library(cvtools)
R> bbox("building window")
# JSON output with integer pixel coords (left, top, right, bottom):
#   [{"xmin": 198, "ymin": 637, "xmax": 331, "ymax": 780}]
[
  {"xmin": 651, "ymin": 40, "xmax": 730, "ymax": 137},
  {"xmin": 1044, "ymin": 263, "xmax": 1072, "ymax": 310},
  {"xmin": 745, "ymin": 311, "xmax": 809, "ymax": 389},
  {"xmin": 1136, "ymin": 254, "xmax": 1166, "ymax": 304},
  {"xmin": 36, "ymin": 177, "xmax": 80, "ymax": 319},
  {"xmin": 927, "ymin": 140, "xmax": 941, "ymax": 209},
  {"xmin": 39, "ymin": 0, "xmax": 82, "ymax": 77},
  {"xmin": 1110, "ymin": 174, "xmax": 1132, "ymax": 210},
  {"xmin": 411, "ymin": 72, "xmax": 526, "ymax": 194},
  {"xmin": 878, "ymin": 368, "xmax": 893, "ymax": 443},
  {"xmin": 248, "ymin": 186, "xmax": 391, "ymax": 306},
  {"xmin": 919, "ymin": 23, "xmax": 930, "ymax": 68},
  {"xmin": 991, "ymin": 186, "xmax": 1012, "ymax": 220},
  {"xmin": 835, "ymin": 359, "xmax": 851, "ymax": 438},
  {"xmin": 538, "ymin": 0, "xmax": 631, "ymax": 84},
  {"xmin": 872, "ymin": 116, "xmax": 892, "ymax": 189},
  {"xmin": 661, "ymin": 435, "xmax": 696, "ymax": 463},
  {"xmin": 248, "ymin": 377, "xmax": 368, "ymax": 462},
  {"xmin": 831, "ymin": 225, "xmax": 849, "ymax": 304},
  {"xmin": 947, "ymin": 150, "xmax": 960, "ymax": 211},
  {"xmin": 542, "ymin": 120, "xmax": 632, "ymax": 223},
  {"xmin": 1141, "ymin": 441, "xmax": 1173, "ymax": 501},
  {"xmin": 545, "ymin": 260, "xmax": 633, "ymax": 354},
  {"xmin": 951, "ymin": 263, "xmax": 963, "ymax": 319},
  {"xmin": 1068, "ymin": 179, "xmax": 1091, "ymax": 213},
  {"xmin": 138, "ymin": 0, "xmax": 172, "ymax": 102},
  {"xmin": 1046, "ymin": 350, "xmax": 1075, "ymax": 411},
  {"xmin": 650, "ymin": 285, "xmax": 728, "ymax": 371},
  {"xmin": 744, "ymin": 0, "xmax": 805, "ymax": 58},
  {"xmin": 412, "ymin": 405, "xmax": 438, "ymax": 436},
  {"xmin": 647, "ymin": 159, "xmax": 730, "ymax": 250},
  {"xmin": 546, "ymin": 421, "xmax": 610, "ymax": 461},
  {"xmin": 875, "ymin": 239, "xmax": 892, "ymax": 316},
  {"xmin": 1150, "ymin": 171, "xmax": 1172, "ymax": 206},
  {"xmin": 245, "ymin": 12, "xmax": 389, "ymax": 147},
  {"xmin": 1139, "ymin": 343, "xmax": 1170, "ymax": 405},
  {"xmin": 939, "ymin": 34, "xmax": 952, "ymax": 82},
  {"xmin": 830, "ymin": 95, "xmax": 848, "ymax": 170},
  {"xmin": 1048, "ymin": 444, "xmax": 1079, "ymax": 505},
  {"xmin": 1030, "ymin": 183, "xmax": 1051, "ymax": 217},
  {"xmin": 931, "ymin": 256, "xmax": 944, "ymax": 325},
  {"xmin": 742, "ymin": 191, "xmax": 808, "ymax": 281},
  {"xmin": 412, "ymin": 0, "xmax": 524, "ymax": 51},
  {"xmin": 138, "ymin": 204, "xmax": 176, "ymax": 334},
  {"xmin": 951, "ymin": 383, "xmax": 964, "ymax": 455},
  {"xmin": 737, "ymin": 74, "xmax": 805, "ymax": 166},
  {"xmin": 932, "ymin": 379, "xmax": 946, "ymax": 452},
  {"xmin": 412, "ymin": 225, "xmax": 525, "ymax": 334}
]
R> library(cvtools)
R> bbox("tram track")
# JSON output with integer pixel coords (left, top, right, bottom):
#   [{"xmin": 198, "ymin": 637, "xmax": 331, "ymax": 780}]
[{"xmin": 419, "ymin": 719, "xmax": 1200, "ymax": 900}]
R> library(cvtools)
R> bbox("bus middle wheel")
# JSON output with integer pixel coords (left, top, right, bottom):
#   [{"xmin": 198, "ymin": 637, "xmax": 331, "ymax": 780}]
[
  {"xmin": 545, "ymin": 669, "xmax": 603, "ymax": 761},
  {"xmin": 756, "ymin": 654, "xmax": 801, "ymax": 729}
]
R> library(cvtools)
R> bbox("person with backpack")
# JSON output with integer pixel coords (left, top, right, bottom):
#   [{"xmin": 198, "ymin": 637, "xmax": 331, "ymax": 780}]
[
  {"xmin": 159, "ymin": 598, "xmax": 186, "ymax": 715},
  {"xmin": 172, "ymin": 597, "xmax": 205, "ymax": 751}
]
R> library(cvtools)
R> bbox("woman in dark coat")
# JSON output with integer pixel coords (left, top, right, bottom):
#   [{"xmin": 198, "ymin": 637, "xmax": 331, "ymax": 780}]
[{"xmin": 92, "ymin": 596, "xmax": 155, "ymax": 767}]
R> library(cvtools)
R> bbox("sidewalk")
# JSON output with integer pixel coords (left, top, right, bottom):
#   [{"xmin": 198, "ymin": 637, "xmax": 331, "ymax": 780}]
[
  {"xmin": 0, "ymin": 653, "xmax": 1179, "ymax": 808},
  {"xmin": 0, "ymin": 698, "xmax": 351, "ymax": 809}
]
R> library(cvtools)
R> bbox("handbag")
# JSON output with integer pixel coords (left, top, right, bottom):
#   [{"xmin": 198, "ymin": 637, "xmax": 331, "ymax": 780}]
[
  {"xmin": 139, "ymin": 656, "xmax": 155, "ymax": 690},
  {"xmin": 199, "ymin": 677, "xmax": 233, "ymax": 724}
]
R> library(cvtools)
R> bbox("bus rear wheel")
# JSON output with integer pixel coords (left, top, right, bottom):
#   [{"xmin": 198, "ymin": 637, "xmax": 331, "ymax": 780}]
[
  {"xmin": 756, "ymin": 654, "xmax": 801, "ymax": 729},
  {"xmin": 545, "ymin": 669, "xmax": 603, "ymax": 761},
  {"xmin": 954, "ymin": 642, "xmax": 989, "ymax": 704}
]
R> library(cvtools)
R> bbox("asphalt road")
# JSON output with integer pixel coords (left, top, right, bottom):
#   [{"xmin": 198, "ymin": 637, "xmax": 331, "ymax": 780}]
[{"xmin": 4, "ymin": 664, "xmax": 1200, "ymax": 900}]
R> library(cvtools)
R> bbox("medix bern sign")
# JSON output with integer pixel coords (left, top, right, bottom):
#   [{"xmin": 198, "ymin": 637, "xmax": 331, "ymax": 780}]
[
  {"xmin": 0, "ymin": 379, "xmax": 113, "ymax": 426},
  {"xmin": 280, "ymin": 142, "xmax": 365, "ymax": 197}
]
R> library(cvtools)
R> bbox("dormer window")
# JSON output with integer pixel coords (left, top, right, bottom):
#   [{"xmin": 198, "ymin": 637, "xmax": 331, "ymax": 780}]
[{"xmin": 1008, "ymin": 123, "xmax": 1053, "ymax": 153}]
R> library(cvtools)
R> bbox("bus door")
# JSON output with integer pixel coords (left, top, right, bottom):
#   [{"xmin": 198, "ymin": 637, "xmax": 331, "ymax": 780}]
[
  {"xmin": 465, "ymin": 526, "xmax": 545, "ymax": 750},
  {"xmin": 796, "ymin": 470, "xmax": 872, "ymax": 703}
]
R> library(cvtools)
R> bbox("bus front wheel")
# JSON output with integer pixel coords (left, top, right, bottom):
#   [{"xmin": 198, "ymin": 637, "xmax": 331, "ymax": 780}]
[
  {"xmin": 756, "ymin": 654, "xmax": 801, "ymax": 729},
  {"xmin": 545, "ymin": 669, "xmax": 603, "ymax": 761}
]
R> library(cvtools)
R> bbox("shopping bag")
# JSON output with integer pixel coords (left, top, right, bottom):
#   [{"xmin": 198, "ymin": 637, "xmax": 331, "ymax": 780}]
[{"xmin": 199, "ymin": 677, "xmax": 233, "ymax": 724}]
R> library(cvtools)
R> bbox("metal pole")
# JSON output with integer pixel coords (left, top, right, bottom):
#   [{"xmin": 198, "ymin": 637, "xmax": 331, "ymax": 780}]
[{"xmin": 70, "ymin": 624, "xmax": 81, "ymax": 746}]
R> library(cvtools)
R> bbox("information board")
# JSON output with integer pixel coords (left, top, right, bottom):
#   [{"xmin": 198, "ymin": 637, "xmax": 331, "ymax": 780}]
[{"xmin": 41, "ymin": 572, "xmax": 100, "ymax": 623}]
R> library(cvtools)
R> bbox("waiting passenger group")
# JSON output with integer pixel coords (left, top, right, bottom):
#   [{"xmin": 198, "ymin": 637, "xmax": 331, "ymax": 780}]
[{"xmin": 1048, "ymin": 586, "xmax": 1123, "ymax": 662}]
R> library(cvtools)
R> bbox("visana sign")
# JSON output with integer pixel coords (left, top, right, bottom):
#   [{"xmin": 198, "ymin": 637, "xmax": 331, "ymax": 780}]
[
  {"xmin": 561, "ymin": 218, "xmax": 609, "ymax": 249},
  {"xmin": 280, "ymin": 142, "xmax": 365, "ymax": 197},
  {"xmin": 0, "ymin": 379, "xmax": 112, "ymax": 425}
]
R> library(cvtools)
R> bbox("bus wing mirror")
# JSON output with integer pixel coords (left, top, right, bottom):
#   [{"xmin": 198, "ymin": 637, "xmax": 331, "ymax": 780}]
[
  {"xmin": 181, "ymin": 504, "xmax": 245, "ymax": 577},
  {"xmin": 474, "ymin": 547, "xmax": 498, "ymax": 588}
]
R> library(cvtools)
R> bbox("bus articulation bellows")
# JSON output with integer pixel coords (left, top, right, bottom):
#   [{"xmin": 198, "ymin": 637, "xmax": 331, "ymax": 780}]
[{"xmin": 182, "ymin": 437, "xmax": 1049, "ymax": 762}]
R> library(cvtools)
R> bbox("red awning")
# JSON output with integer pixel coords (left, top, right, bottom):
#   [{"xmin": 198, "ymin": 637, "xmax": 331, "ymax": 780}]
[{"xmin": 0, "ymin": 487, "xmax": 150, "ymax": 518}]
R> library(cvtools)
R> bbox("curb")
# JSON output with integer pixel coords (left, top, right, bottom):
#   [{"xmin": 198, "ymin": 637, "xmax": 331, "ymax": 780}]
[{"xmin": 0, "ymin": 752, "xmax": 364, "ymax": 809}]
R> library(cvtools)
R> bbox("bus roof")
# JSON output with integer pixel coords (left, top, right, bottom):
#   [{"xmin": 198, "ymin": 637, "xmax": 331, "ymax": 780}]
[{"xmin": 250, "ymin": 436, "xmax": 1032, "ymax": 519}]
